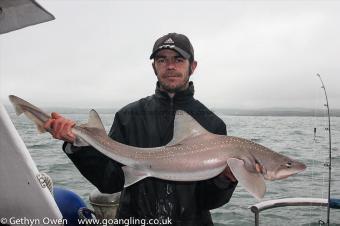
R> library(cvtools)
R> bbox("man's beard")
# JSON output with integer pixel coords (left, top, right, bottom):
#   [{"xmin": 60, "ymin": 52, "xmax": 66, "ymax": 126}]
[{"xmin": 159, "ymin": 75, "xmax": 190, "ymax": 93}]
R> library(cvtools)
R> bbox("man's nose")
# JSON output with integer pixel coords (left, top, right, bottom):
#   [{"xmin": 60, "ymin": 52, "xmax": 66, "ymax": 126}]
[{"xmin": 166, "ymin": 60, "xmax": 176, "ymax": 70}]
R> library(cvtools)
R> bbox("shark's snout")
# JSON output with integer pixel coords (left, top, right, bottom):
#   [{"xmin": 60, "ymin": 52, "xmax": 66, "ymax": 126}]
[
  {"xmin": 274, "ymin": 160, "xmax": 306, "ymax": 179},
  {"xmin": 262, "ymin": 159, "xmax": 306, "ymax": 180}
]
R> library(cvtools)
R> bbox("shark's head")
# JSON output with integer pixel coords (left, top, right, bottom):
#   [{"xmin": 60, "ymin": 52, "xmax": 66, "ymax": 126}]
[{"xmin": 262, "ymin": 155, "xmax": 306, "ymax": 180}]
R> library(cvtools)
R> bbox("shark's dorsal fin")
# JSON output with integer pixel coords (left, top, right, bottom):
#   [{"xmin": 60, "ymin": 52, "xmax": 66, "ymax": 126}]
[
  {"xmin": 80, "ymin": 109, "xmax": 106, "ymax": 131},
  {"xmin": 74, "ymin": 110, "xmax": 106, "ymax": 147},
  {"xmin": 166, "ymin": 110, "xmax": 210, "ymax": 146},
  {"xmin": 88, "ymin": 110, "xmax": 105, "ymax": 130}
]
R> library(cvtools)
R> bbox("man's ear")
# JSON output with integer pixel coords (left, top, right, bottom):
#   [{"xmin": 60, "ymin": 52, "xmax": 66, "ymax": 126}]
[
  {"xmin": 152, "ymin": 62, "xmax": 157, "ymax": 75},
  {"xmin": 189, "ymin": 60, "xmax": 197, "ymax": 76}
]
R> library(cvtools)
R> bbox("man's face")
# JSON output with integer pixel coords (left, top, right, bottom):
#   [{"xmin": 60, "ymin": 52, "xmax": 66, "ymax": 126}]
[{"xmin": 153, "ymin": 49, "xmax": 197, "ymax": 93}]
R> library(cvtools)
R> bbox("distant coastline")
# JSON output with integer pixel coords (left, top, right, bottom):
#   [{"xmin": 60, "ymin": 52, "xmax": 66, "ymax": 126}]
[
  {"xmin": 5, "ymin": 105, "xmax": 340, "ymax": 117},
  {"xmin": 213, "ymin": 108, "xmax": 340, "ymax": 117}
]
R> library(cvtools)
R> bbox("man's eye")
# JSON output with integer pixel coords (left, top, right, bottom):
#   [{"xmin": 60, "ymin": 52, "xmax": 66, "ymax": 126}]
[
  {"xmin": 176, "ymin": 58, "xmax": 184, "ymax": 63},
  {"xmin": 157, "ymin": 59, "xmax": 165, "ymax": 63}
]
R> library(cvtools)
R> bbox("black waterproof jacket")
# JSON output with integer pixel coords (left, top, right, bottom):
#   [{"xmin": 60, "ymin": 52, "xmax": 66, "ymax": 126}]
[{"xmin": 63, "ymin": 82, "xmax": 237, "ymax": 226}]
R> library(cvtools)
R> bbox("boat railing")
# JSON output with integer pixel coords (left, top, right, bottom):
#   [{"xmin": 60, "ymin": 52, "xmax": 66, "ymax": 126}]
[{"xmin": 249, "ymin": 197, "xmax": 340, "ymax": 226}]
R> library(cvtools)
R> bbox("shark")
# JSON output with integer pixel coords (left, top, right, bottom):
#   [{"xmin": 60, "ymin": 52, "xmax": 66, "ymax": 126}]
[{"xmin": 9, "ymin": 95, "xmax": 306, "ymax": 200}]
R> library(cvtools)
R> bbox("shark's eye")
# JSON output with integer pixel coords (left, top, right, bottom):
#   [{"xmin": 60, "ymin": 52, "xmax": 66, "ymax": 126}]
[{"xmin": 285, "ymin": 162, "xmax": 292, "ymax": 168}]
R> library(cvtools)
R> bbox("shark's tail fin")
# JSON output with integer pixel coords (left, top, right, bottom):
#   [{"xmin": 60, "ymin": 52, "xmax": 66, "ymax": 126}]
[
  {"xmin": 8, "ymin": 95, "xmax": 50, "ymax": 133},
  {"xmin": 9, "ymin": 95, "xmax": 28, "ymax": 116}
]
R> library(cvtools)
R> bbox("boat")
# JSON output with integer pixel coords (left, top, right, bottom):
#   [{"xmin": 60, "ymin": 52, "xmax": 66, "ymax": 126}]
[{"xmin": 0, "ymin": 103, "xmax": 121, "ymax": 225}]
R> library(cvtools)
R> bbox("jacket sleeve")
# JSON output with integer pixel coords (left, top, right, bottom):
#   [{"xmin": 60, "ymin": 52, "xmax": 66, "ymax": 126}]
[
  {"xmin": 197, "ymin": 177, "xmax": 237, "ymax": 210},
  {"xmin": 196, "ymin": 120, "xmax": 238, "ymax": 210},
  {"xmin": 62, "ymin": 112, "xmax": 126, "ymax": 194}
]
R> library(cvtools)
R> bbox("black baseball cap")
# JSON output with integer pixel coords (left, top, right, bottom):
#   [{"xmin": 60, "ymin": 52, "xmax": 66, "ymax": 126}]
[{"xmin": 150, "ymin": 33, "xmax": 194, "ymax": 61}]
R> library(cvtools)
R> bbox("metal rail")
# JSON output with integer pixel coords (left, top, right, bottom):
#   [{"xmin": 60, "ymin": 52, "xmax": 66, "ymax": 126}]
[{"xmin": 249, "ymin": 198, "xmax": 327, "ymax": 226}]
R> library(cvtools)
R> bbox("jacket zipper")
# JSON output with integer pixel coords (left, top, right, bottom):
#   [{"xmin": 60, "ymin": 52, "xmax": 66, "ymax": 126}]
[{"xmin": 170, "ymin": 96, "xmax": 174, "ymax": 113}]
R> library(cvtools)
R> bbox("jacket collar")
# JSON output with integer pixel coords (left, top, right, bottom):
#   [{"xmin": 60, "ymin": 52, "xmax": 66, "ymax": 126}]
[{"xmin": 154, "ymin": 81, "xmax": 195, "ymax": 103}]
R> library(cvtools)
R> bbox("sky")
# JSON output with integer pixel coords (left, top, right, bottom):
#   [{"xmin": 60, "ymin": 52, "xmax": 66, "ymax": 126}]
[{"xmin": 0, "ymin": 0, "xmax": 339, "ymax": 109}]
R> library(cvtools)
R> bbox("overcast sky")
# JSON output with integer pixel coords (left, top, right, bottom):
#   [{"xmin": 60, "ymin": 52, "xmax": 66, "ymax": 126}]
[{"xmin": 1, "ymin": 0, "xmax": 339, "ymax": 109}]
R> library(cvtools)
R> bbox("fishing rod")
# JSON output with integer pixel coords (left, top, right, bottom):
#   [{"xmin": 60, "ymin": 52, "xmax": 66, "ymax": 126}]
[{"xmin": 316, "ymin": 73, "xmax": 332, "ymax": 225}]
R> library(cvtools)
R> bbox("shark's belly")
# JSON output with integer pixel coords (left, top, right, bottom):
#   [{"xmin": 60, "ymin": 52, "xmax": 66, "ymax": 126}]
[{"xmin": 142, "ymin": 148, "xmax": 229, "ymax": 181}]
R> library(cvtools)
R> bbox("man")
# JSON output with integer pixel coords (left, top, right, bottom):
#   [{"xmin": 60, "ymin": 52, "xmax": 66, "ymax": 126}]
[{"xmin": 45, "ymin": 33, "xmax": 238, "ymax": 226}]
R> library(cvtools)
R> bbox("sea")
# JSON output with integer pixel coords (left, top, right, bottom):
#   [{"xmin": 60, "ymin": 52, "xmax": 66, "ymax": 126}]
[{"xmin": 9, "ymin": 111, "xmax": 340, "ymax": 226}]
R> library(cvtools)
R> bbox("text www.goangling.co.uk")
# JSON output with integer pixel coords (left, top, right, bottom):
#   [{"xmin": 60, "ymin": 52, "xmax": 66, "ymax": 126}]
[{"xmin": 78, "ymin": 217, "xmax": 173, "ymax": 226}]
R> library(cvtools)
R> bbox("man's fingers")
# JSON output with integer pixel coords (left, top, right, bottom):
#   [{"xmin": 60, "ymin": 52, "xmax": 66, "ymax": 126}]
[
  {"xmin": 44, "ymin": 119, "xmax": 53, "ymax": 130},
  {"xmin": 62, "ymin": 120, "xmax": 76, "ymax": 142},
  {"xmin": 44, "ymin": 112, "xmax": 64, "ymax": 131},
  {"xmin": 55, "ymin": 119, "xmax": 73, "ymax": 138},
  {"xmin": 255, "ymin": 163, "xmax": 263, "ymax": 173},
  {"xmin": 44, "ymin": 112, "xmax": 75, "ymax": 143},
  {"xmin": 51, "ymin": 112, "xmax": 62, "ymax": 119},
  {"xmin": 223, "ymin": 166, "xmax": 237, "ymax": 182},
  {"xmin": 53, "ymin": 118, "xmax": 65, "ymax": 139}
]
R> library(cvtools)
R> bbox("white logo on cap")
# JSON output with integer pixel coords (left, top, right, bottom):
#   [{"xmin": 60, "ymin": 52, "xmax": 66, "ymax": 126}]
[
  {"xmin": 164, "ymin": 38, "xmax": 174, "ymax": 44},
  {"xmin": 158, "ymin": 45, "xmax": 175, "ymax": 50}
]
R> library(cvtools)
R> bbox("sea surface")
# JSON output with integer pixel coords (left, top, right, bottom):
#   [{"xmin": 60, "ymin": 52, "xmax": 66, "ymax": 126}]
[{"xmin": 9, "ymin": 111, "xmax": 340, "ymax": 226}]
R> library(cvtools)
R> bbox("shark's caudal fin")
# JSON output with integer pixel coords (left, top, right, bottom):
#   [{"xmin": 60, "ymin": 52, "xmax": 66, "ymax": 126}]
[
  {"xmin": 166, "ymin": 110, "xmax": 210, "ymax": 146},
  {"xmin": 74, "ymin": 109, "xmax": 106, "ymax": 147},
  {"xmin": 8, "ymin": 95, "xmax": 49, "ymax": 133},
  {"xmin": 9, "ymin": 95, "xmax": 26, "ymax": 116},
  {"xmin": 9, "ymin": 95, "xmax": 43, "ymax": 116},
  {"xmin": 27, "ymin": 111, "xmax": 47, "ymax": 133},
  {"xmin": 227, "ymin": 158, "xmax": 266, "ymax": 200}
]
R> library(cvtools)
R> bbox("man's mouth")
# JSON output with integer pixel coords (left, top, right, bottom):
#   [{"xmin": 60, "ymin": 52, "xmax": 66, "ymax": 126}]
[
  {"xmin": 165, "ymin": 74, "xmax": 181, "ymax": 78},
  {"xmin": 164, "ymin": 72, "xmax": 182, "ymax": 77}
]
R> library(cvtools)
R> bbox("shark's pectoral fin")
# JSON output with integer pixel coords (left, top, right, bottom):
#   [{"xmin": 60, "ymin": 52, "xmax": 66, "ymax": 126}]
[
  {"xmin": 122, "ymin": 166, "xmax": 150, "ymax": 187},
  {"xmin": 73, "ymin": 136, "xmax": 89, "ymax": 147},
  {"xmin": 227, "ymin": 158, "xmax": 266, "ymax": 200}
]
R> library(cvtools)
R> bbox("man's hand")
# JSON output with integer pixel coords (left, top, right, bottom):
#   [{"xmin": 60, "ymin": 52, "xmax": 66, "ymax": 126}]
[
  {"xmin": 221, "ymin": 165, "xmax": 237, "ymax": 182},
  {"xmin": 221, "ymin": 163, "xmax": 264, "ymax": 183},
  {"xmin": 44, "ymin": 112, "xmax": 76, "ymax": 143}
]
